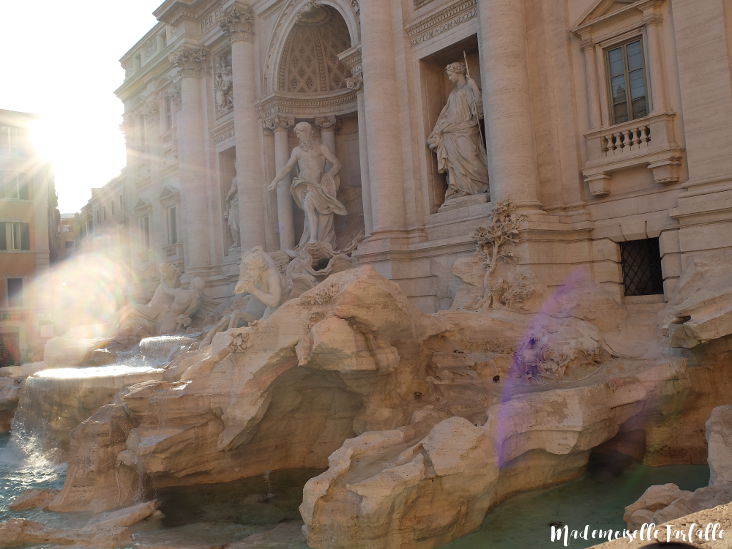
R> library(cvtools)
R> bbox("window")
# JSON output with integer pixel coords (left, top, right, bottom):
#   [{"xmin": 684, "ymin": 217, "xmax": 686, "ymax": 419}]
[
  {"xmin": 0, "ymin": 222, "xmax": 30, "ymax": 251},
  {"xmin": 620, "ymin": 238, "xmax": 663, "ymax": 296},
  {"xmin": 0, "ymin": 171, "xmax": 29, "ymax": 200},
  {"xmin": 167, "ymin": 206, "xmax": 178, "ymax": 245},
  {"xmin": 139, "ymin": 215, "xmax": 150, "ymax": 248},
  {"xmin": 606, "ymin": 38, "xmax": 648, "ymax": 124},
  {"xmin": 0, "ymin": 126, "xmax": 16, "ymax": 153},
  {"xmin": 6, "ymin": 278, "xmax": 23, "ymax": 307}
]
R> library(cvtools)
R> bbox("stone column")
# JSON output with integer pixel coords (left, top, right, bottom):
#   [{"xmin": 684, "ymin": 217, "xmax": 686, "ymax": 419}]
[
  {"xmin": 641, "ymin": 6, "xmax": 668, "ymax": 114},
  {"xmin": 221, "ymin": 2, "xmax": 265, "ymax": 250},
  {"xmin": 342, "ymin": 47, "xmax": 373, "ymax": 235},
  {"xmin": 266, "ymin": 114, "xmax": 295, "ymax": 250},
  {"xmin": 315, "ymin": 116, "xmax": 337, "ymax": 154},
  {"xmin": 359, "ymin": 0, "xmax": 407, "ymax": 237},
  {"xmin": 477, "ymin": 0, "xmax": 542, "ymax": 209},
  {"xmin": 169, "ymin": 46, "xmax": 212, "ymax": 272},
  {"xmin": 580, "ymin": 37, "xmax": 601, "ymax": 130}
]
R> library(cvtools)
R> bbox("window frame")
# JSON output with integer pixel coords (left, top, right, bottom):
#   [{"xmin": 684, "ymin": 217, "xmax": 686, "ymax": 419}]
[
  {"xmin": 0, "ymin": 222, "xmax": 30, "ymax": 251},
  {"xmin": 603, "ymin": 35, "xmax": 651, "ymax": 125},
  {"xmin": 166, "ymin": 205, "xmax": 178, "ymax": 245},
  {"xmin": 0, "ymin": 171, "xmax": 30, "ymax": 200},
  {"xmin": 5, "ymin": 277, "xmax": 24, "ymax": 308}
]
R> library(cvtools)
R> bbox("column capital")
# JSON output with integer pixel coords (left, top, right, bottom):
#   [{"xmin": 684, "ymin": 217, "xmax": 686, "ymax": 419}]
[
  {"xmin": 221, "ymin": 2, "xmax": 255, "ymax": 43},
  {"xmin": 345, "ymin": 74, "xmax": 363, "ymax": 91},
  {"xmin": 314, "ymin": 115, "xmax": 338, "ymax": 130},
  {"xmin": 169, "ymin": 46, "xmax": 207, "ymax": 77},
  {"xmin": 338, "ymin": 45, "xmax": 363, "ymax": 90},
  {"xmin": 263, "ymin": 114, "xmax": 295, "ymax": 132}
]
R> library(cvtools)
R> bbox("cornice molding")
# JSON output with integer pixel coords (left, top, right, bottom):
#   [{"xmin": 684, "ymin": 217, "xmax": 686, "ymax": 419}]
[{"xmin": 405, "ymin": 0, "xmax": 477, "ymax": 47}]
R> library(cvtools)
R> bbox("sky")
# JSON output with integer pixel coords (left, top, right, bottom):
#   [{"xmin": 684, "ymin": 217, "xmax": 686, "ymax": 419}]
[{"xmin": 1, "ymin": 1, "xmax": 163, "ymax": 213}]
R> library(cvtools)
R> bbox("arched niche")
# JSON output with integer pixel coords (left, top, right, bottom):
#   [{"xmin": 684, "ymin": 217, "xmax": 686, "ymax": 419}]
[
  {"xmin": 259, "ymin": 0, "xmax": 365, "ymax": 251},
  {"xmin": 263, "ymin": 0, "xmax": 360, "ymax": 97}
]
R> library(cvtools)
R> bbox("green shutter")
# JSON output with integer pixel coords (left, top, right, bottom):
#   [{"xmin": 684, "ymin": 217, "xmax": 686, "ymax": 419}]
[
  {"xmin": 0, "ymin": 224, "xmax": 6, "ymax": 251},
  {"xmin": 20, "ymin": 223, "xmax": 29, "ymax": 250}
]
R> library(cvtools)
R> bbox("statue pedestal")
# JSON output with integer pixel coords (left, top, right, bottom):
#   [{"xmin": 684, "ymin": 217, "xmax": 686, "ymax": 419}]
[{"xmin": 438, "ymin": 192, "xmax": 488, "ymax": 213}]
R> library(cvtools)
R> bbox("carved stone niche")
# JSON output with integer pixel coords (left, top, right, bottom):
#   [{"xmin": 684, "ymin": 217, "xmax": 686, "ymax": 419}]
[{"xmin": 418, "ymin": 35, "xmax": 488, "ymax": 213}]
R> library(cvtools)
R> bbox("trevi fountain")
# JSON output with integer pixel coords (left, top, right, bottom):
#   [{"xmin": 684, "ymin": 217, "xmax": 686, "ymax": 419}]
[{"xmin": 2, "ymin": 0, "xmax": 732, "ymax": 547}]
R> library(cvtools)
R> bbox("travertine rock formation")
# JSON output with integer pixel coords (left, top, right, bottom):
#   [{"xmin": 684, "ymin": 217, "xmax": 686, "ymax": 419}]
[
  {"xmin": 36, "ymin": 266, "xmax": 701, "ymax": 548},
  {"xmin": 665, "ymin": 261, "xmax": 732, "ymax": 348},
  {"xmin": 624, "ymin": 405, "xmax": 732, "ymax": 531}
]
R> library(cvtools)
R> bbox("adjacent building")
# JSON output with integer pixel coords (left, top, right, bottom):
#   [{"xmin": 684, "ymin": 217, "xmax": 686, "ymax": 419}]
[
  {"xmin": 114, "ymin": 0, "xmax": 732, "ymax": 311},
  {"xmin": 0, "ymin": 109, "xmax": 58, "ymax": 364}
]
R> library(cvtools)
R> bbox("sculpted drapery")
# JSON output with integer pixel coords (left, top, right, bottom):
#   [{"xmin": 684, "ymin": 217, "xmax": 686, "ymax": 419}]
[{"xmin": 428, "ymin": 61, "xmax": 489, "ymax": 202}]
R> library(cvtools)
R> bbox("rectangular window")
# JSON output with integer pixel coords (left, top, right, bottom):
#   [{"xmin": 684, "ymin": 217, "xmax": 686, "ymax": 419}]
[
  {"xmin": 620, "ymin": 238, "xmax": 663, "ymax": 296},
  {"xmin": 0, "ymin": 171, "xmax": 29, "ymax": 200},
  {"xmin": 6, "ymin": 278, "xmax": 23, "ymax": 308},
  {"xmin": 606, "ymin": 38, "xmax": 648, "ymax": 124},
  {"xmin": 0, "ymin": 222, "xmax": 30, "ymax": 251},
  {"xmin": 167, "ymin": 206, "xmax": 178, "ymax": 245},
  {"xmin": 139, "ymin": 215, "xmax": 150, "ymax": 248}
]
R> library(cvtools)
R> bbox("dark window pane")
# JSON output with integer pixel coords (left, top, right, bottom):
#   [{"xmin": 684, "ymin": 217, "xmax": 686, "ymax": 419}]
[
  {"xmin": 611, "ymin": 75, "xmax": 627, "ymax": 102},
  {"xmin": 621, "ymin": 238, "xmax": 664, "ymax": 296},
  {"xmin": 0, "ymin": 224, "xmax": 6, "ymax": 251},
  {"xmin": 626, "ymin": 41, "xmax": 644, "ymax": 71},
  {"xmin": 632, "ymin": 97, "xmax": 648, "ymax": 118},
  {"xmin": 608, "ymin": 48, "xmax": 624, "ymax": 76},
  {"xmin": 629, "ymin": 70, "xmax": 646, "ymax": 99},
  {"xmin": 7, "ymin": 278, "xmax": 23, "ymax": 307},
  {"xmin": 614, "ymin": 103, "xmax": 629, "ymax": 123}
]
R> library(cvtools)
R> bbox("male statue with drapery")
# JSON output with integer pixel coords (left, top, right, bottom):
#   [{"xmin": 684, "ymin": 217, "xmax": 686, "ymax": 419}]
[
  {"xmin": 268, "ymin": 121, "xmax": 347, "ymax": 249},
  {"xmin": 428, "ymin": 61, "xmax": 489, "ymax": 202}
]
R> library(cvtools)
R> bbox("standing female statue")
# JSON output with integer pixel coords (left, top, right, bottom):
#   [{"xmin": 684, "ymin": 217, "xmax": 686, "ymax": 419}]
[{"xmin": 428, "ymin": 61, "xmax": 489, "ymax": 202}]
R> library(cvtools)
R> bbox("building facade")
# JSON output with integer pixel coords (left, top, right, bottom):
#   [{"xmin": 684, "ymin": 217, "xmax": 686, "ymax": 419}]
[
  {"xmin": 0, "ymin": 110, "xmax": 58, "ymax": 364},
  {"xmin": 115, "ymin": 0, "xmax": 732, "ymax": 311}
]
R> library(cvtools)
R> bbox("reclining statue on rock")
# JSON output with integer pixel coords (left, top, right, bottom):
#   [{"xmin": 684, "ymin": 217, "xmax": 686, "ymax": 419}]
[
  {"xmin": 116, "ymin": 263, "xmax": 181, "ymax": 338},
  {"xmin": 200, "ymin": 247, "xmax": 284, "ymax": 348},
  {"xmin": 158, "ymin": 277, "xmax": 206, "ymax": 334}
]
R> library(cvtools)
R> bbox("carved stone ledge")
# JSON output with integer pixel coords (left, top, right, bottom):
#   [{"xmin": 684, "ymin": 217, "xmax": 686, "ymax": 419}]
[
  {"xmin": 256, "ymin": 89, "xmax": 357, "ymax": 121},
  {"xmin": 220, "ymin": 2, "xmax": 255, "ymax": 43},
  {"xmin": 405, "ymin": 0, "xmax": 477, "ymax": 47}
]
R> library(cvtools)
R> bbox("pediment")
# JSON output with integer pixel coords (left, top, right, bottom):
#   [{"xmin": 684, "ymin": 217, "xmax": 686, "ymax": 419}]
[
  {"xmin": 159, "ymin": 185, "xmax": 180, "ymax": 204},
  {"xmin": 134, "ymin": 198, "xmax": 152, "ymax": 215},
  {"xmin": 573, "ymin": 0, "xmax": 642, "ymax": 32}
]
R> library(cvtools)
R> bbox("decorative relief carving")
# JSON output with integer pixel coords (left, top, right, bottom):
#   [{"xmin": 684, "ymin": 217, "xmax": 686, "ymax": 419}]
[
  {"xmin": 169, "ymin": 47, "xmax": 207, "ymax": 75},
  {"xmin": 211, "ymin": 122, "xmax": 235, "ymax": 144},
  {"xmin": 263, "ymin": 114, "xmax": 294, "ymax": 132},
  {"xmin": 405, "ymin": 0, "xmax": 477, "ymax": 46},
  {"xmin": 220, "ymin": 2, "xmax": 255, "ymax": 43},
  {"xmin": 314, "ymin": 116, "xmax": 337, "ymax": 130},
  {"xmin": 165, "ymin": 81, "xmax": 181, "ymax": 108},
  {"xmin": 200, "ymin": 4, "xmax": 226, "ymax": 33},
  {"xmin": 338, "ymin": 46, "xmax": 363, "ymax": 91},
  {"xmin": 214, "ymin": 49, "xmax": 233, "ymax": 117},
  {"xmin": 414, "ymin": 0, "xmax": 435, "ymax": 8}
]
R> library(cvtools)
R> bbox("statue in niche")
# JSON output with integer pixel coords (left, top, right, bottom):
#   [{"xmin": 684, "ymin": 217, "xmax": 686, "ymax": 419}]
[
  {"xmin": 158, "ymin": 277, "xmax": 206, "ymax": 334},
  {"xmin": 214, "ymin": 56, "xmax": 233, "ymax": 115},
  {"xmin": 268, "ymin": 121, "xmax": 347, "ymax": 249},
  {"xmin": 224, "ymin": 174, "xmax": 240, "ymax": 249},
  {"xmin": 428, "ymin": 61, "xmax": 489, "ymax": 203}
]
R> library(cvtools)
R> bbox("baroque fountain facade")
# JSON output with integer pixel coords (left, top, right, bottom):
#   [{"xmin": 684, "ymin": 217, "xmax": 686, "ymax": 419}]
[{"xmin": 3, "ymin": 0, "xmax": 732, "ymax": 547}]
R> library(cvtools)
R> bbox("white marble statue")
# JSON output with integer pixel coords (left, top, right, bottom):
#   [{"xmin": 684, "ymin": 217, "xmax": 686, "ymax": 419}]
[
  {"xmin": 224, "ymin": 175, "xmax": 240, "ymax": 249},
  {"xmin": 428, "ymin": 61, "xmax": 489, "ymax": 202},
  {"xmin": 214, "ymin": 58, "xmax": 233, "ymax": 115},
  {"xmin": 268, "ymin": 121, "xmax": 347, "ymax": 248},
  {"xmin": 117, "ymin": 263, "xmax": 181, "ymax": 336},
  {"xmin": 159, "ymin": 277, "xmax": 206, "ymax": 334}
]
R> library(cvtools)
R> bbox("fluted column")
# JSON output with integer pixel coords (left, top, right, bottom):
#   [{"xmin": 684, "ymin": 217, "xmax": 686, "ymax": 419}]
[
  {"xmin": 359, "ymin": 0, "xmax": 407, "ymax": 236},
  {"xmin": 222, "ymin": 2, "xmax": 265, "ymax": 250},
  {"xmin": 169, "ymin": 45, "xmax": 211, "ymax": 272},
  {"xmin": 266, "ymin": 115, "xmax": 295, "ymax": 250},
  {"xmin": 477, "ymin": 0, "xmax": 541, "ymax": 208}
]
